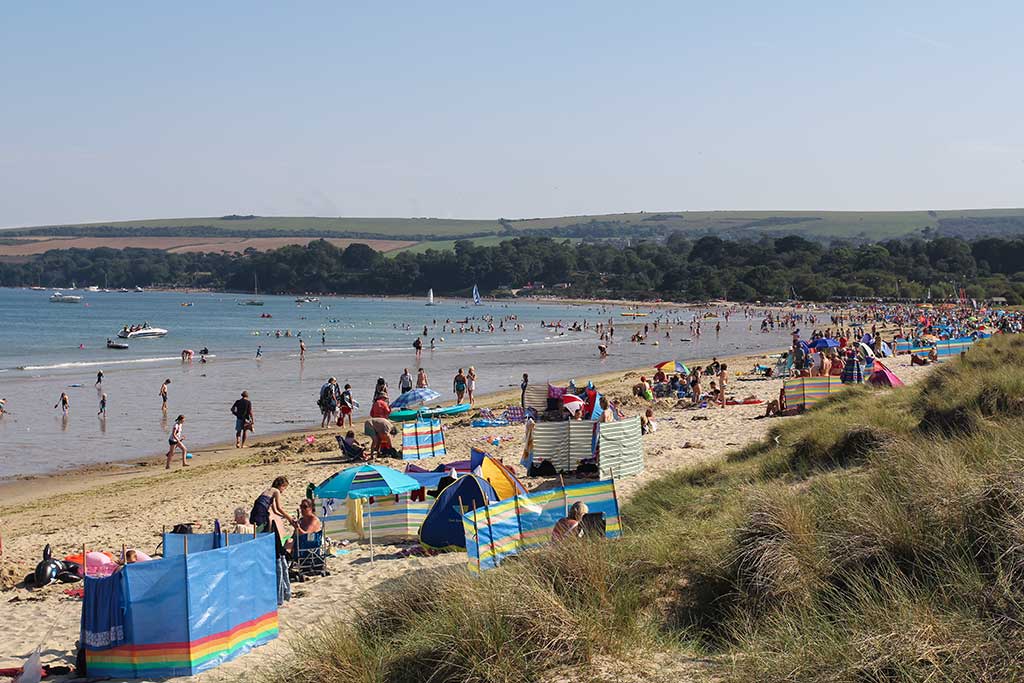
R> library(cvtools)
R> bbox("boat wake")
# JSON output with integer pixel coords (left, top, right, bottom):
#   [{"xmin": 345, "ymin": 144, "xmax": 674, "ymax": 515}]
[{"xmin": 18, "ymin": 356, "xmax": 188, "ymax": 371}]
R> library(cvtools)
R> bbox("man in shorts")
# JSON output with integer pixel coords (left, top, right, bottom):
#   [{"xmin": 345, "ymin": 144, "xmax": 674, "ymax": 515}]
[{"xmin": 231, "ymin": 390, "xmax": 254, "ymax": 448}]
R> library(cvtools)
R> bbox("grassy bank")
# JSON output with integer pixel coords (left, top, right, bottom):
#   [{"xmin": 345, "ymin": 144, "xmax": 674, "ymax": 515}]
[{"xmin": 262, "ymin": 335, "xmax": 1024, "ymax": 683}]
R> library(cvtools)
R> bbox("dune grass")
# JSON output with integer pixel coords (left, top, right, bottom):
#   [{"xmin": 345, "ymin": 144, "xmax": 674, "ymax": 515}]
[{"xmin": 261, "ymin": 335, "xmax": 1024, "ymax": 683}]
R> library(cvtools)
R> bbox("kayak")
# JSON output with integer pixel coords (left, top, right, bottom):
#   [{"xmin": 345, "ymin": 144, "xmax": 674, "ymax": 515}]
[{"xmin": 389, "ymin": 404, "xmax": 472, "ymax": 422}]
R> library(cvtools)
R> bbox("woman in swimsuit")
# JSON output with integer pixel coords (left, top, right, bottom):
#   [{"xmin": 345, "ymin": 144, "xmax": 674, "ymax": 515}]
[
  {"xmin": 250, "ymin": 476, "xmax": 295, "ymax": 533},
  {"xmin": 466, "ymin": 367, "xmax": 477, "ymax": 405},
  {"xmin": 165, "ymin": 414, "xmax": 187, "ymax": 469},
  {"xmin": 453, "ymin": 369, "xmax": 467, "ymax": 403}
]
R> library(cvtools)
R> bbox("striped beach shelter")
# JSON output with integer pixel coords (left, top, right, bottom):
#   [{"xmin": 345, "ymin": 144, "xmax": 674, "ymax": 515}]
[
  {"xmin": 402, "ymin": 417, "xmax": 447, "ymax": 460},
  {"xmin": 313, "ymin": 465, "xmax": 421, "ymax": 561}
]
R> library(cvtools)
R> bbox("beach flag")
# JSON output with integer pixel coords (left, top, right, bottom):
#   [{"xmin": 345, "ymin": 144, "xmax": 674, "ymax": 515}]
[{"xmin": 401, "ymin": 418, "xmax": 447, "ymax": 460}]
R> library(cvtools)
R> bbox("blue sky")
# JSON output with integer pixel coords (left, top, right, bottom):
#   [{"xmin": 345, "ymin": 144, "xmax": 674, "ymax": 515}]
[{"xmin": 1, "ymin": 2, "xmax": 1022, "ymax": 226}]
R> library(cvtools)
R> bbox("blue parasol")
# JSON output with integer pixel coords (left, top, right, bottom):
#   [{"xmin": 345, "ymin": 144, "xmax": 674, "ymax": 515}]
[{"xmin": 390, "ymin": 387, "xmax": 441, "ymax": 409}]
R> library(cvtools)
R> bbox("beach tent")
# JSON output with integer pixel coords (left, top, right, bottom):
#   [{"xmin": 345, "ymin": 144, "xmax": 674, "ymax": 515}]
[
  {"xmin": 402, "ymin": 417, "xmax": 447, "ymax": 460},
  {"xmin": 470, "ymin": 448, "xmax": 527, "ymax": 500},
  {"xmin": 81, "ymin": 533, "xmax": 278, "ymax": 678},
  {"xmin": 521, "ymin": 420, "xmax": 596, "ymax": 472},
  {"xmin": 597, "ymin": 416, "xmax": 644, "ymax": 479},
  {"xmin": 783, "ymin": 376, "xmax": 847, "ymax": 410},
  {"xmin": 419, "ymin": 474, "xmax": 498, "ymax": 551},
  {"xmin": 463, "ymin": 479, "xmax": 623, "ymax": 572},
  {"xmin": 866, "ymin": 360, "xmax": 905, "ymax": 388}
]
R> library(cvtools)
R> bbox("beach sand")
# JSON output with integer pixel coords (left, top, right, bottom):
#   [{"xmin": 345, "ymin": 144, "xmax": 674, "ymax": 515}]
[{"xmin": 0, "ymin": 349, "xmax": 936, "ymax": 679}]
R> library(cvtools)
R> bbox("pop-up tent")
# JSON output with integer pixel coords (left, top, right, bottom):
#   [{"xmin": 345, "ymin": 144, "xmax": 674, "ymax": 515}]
[
  {"xmin": 419, "ymin": 474, "xmax": 498, "ymax": 551},
  {"xmin": 81, "ymin": 533, "xmax": 278, "ymax": 678},
  {"xmin": 866, "ymin": 360, "xmax": 905, "ymax": 388},
  {"xmin": 470, "ymin": 448, "xmax": 526, "ymax": 500}
]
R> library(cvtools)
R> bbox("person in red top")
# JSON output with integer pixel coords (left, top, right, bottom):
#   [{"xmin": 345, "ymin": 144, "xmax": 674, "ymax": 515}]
[{"xmin": 370, "ymin": 397, "xmax": 391, "ymax": 419}]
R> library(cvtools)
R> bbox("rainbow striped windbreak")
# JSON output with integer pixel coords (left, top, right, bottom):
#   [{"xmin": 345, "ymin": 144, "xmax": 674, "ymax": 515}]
[
  {"xmin": 894, "ymin": 336, "xmax": 975, "ymax": 358},
  {"xmin": 783, "ymin": 376, "xmax": 847, "ymax": 409},
  {"xmin": 81, "ymin": 533, "xmax": 278, "ymax": 678},
  {"xmin": 402, "ymin": 418, "xmax": 447, "ymax": 460},
  {"xmin": 316, "ymin": 494, "xmax": 429, "ymax": 541},
  {"xmin": 462, "ymin": 479, "xmax": 622, "ymax": 572}
]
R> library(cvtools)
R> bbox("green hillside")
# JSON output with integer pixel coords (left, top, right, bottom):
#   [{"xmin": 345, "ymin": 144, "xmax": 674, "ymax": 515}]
[{"xmin": 5, "ymin": 208, "xmax": 1024, "ymax": 245}]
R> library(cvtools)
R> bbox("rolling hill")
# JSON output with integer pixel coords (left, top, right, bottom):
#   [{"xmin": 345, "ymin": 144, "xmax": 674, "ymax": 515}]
[{"xmin": 3, "ymin": 208, "xmax": 1024, "ymax": 256}]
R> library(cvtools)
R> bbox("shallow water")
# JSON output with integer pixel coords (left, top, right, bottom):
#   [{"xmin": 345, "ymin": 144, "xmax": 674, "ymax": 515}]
[{"xmin": 0, "ymin": 288, "xmax": 792, "ymax": 477}]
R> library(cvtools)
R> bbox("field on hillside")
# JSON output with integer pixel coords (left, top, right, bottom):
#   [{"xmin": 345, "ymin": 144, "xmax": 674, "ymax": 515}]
[{"xmin": 0, "ymin": 235, "xmax": 415, "ymax": 256}]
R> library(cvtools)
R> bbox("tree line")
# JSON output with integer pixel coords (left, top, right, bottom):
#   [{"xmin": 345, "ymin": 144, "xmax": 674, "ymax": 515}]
[{"xmin": 1, "ymin": 234, "xmax": 1023, "ymax": 303}]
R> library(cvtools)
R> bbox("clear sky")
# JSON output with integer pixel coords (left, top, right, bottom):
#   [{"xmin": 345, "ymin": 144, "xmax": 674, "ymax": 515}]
[{"xmin": 2, "ymin": 1, "xmax": 1022, "ymax": 227}]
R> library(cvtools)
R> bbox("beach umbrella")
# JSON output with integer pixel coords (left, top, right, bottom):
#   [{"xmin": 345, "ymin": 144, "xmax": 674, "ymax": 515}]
[
  {"xmin": 562, "ymin": 394, "xmax": 585, "ymax": 414},
  {"xmin": 390, "ymin": 388, "xmax": 440, "ymax": 410},
  {"xmin": 655, "ymin": 360, "xmax": 689, "ymax": 374},
  {"xmin": 314, "ymin": 464, "xmax": 421, "ymax": 562},
  {"xmin": 811, "ymin": 338, "xmax": 840, "ymax": 350}
]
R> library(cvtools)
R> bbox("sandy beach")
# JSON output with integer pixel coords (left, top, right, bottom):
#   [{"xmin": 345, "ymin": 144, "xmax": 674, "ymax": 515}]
[{"xmin": 0, "ymin": 345, "xmax": 935, "ymax": 679}]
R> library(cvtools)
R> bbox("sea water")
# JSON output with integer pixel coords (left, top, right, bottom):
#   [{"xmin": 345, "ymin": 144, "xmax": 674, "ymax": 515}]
[{"xmin": 0, "ymin": 288, "xmax": 792, "ymax": 478}]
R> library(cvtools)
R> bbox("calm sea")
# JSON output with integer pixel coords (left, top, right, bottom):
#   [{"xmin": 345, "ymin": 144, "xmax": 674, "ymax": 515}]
[{"xmin": 0, "ymin": 288, "xmax": 792, "ymax": 478}]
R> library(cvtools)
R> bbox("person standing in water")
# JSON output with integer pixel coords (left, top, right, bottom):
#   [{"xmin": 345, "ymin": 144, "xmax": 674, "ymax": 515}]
[
  {"xmin": 255, "ymin": 345, "xmax": 263, "ymax": 359},
  {"xmin": 55, "ymin": 392, "xmax": 70, "ymax": 415},
  {"xmin": 159, "ymin": 379, "xmax": 170, "ymax": 411},
  {"xmin": 165, "ymin": 414, "xmax": 187, "ymax": 469},
  {"xmin": 299, "ymin": 339, "xmax": 306, "ymax": 360},
  {"xmin": 416, "ymin": 367, "xmax": 429, "ymax": 388},
  {"xmin": 399, "ymin": 368, "xmax": 413, "ymax": 394},
  {"xmin": 98, "ymin": 393, "xmax": 107, "ymax": 417},
  {"xmin": 96, "ymin": 370, "xmax": 103, "ymax": 386}
]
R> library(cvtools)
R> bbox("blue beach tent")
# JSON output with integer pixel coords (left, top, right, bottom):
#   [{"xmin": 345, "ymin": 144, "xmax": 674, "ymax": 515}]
[{"xmin": 419, "ymin": 475, "xmax": 497, "ymax": 551}]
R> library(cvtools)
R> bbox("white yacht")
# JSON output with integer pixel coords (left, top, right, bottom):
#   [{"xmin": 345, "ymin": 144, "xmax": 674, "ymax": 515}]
[
  {"xmin": 50, "ymin": 292, "xmax": 83, "ymax": 303},
  {"xmin": 117, "ymin": 324, "xmax": 168, "ymax": 339}
]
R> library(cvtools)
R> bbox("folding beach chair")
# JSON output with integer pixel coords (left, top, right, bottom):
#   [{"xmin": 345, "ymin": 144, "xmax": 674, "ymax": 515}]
[
  {"xmin": 502, "ymin": 406, "xmax": 527, "ymax": 424},
  {"xmin": 335, "ymin": 434, "xmax": 369, "ymax": 462},
  {"xmin": 290, "ymin": 529, "xmax": 328, "ymax": 581}
]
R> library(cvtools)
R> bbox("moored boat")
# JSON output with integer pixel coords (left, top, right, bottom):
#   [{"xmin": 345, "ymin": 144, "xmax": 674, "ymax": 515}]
[{"xmin": 49, "ymin": 292, "xmax": 83, "ymax": 303}]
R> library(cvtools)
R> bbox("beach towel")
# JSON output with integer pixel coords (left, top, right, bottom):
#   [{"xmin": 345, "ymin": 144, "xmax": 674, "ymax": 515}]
[
  {"xmin": 502, "ymin": 406, "xmax": 527, "ymax": 424},
  {"xmin": 841, "ymin": 357, "xmax": 863, "ymax": 384},
  {"xmin": 81, "ymin": 574, "xmax": 125, "ymax": 650}
]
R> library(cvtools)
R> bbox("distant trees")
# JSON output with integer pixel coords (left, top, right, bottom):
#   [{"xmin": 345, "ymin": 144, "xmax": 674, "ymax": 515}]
[{"xmin": 1, "ymin": 234, "xmax": 1023, "ymax": 304}]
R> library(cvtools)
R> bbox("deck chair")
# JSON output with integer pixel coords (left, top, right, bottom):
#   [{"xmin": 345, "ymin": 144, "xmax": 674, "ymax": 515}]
[
  {"xmin": 335, "ymin": 434, "xmax": 368, "ymax": 461},
  {"xmin": 502, "ymin": 406, "xmax": 527, "ymax": 424},
  {"xmin": 290, "ymin": 529, "xmax": 328, "ymax": 581}
]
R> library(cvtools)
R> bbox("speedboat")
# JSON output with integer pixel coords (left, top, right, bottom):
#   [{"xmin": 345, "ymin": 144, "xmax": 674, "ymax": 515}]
[
  {"xmin": 106, "ymin": 339, "xmax": 129, "ymax": 349},
  {"xmin": 117, "ymin": 325, "xmax": 168, "ymax": 339},
  {"xmin": 50, "ymin": 292, "xmax": 83, "ymax": 303},
  {"xmin": 295, "ymin": 297, "xmax": 319, "ymax": 303},
  {"xmin": 85, "ymin": 285, "xmax": 101, "ymax": 292}
]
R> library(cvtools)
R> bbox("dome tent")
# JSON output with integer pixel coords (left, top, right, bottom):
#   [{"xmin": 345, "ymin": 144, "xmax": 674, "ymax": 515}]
[{"xmin": 419, "ymin": 474, "xmax": 497, "ymax": 551}]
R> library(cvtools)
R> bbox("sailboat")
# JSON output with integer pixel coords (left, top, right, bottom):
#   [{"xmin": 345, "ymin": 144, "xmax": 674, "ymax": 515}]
[
  {"xmin": 425, "ymin": 288, "xmax": 435, "ymax": 306},
  {"xmin": 472, "ymin": 284, "xmax": 481, "ymax": 306},
  {"xmin": 239, "ymin": 274, "xmax": 265, "ymax": 306}
]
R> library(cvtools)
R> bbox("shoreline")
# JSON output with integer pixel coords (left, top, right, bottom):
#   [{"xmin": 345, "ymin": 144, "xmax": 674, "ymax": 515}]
[{"xmin": 0, "ymin": 343, "xmax": 787, "ymax": 509}]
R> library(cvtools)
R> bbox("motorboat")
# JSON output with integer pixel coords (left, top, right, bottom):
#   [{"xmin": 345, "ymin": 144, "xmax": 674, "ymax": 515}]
[
  {"xmin": 85, "ymin": 285, "xmax": 101, "ymax": 292},
  {"xmin": 295, "ymin": 296, "xmax": 319, "ymax": 303},
  {"xmin": 117, "ymin": 324, "xmax": 168, "ymax": 339},
  {"xmin": 50, "ymin": 292, "xmax": 83, "ymax": 303},
  {"xmin": 106, "ymin": 339, "xmax": 129, "ymax": 349},
  {"xmin": 181, "ymin": 302, "xmax": 194, "ymax": 307}
]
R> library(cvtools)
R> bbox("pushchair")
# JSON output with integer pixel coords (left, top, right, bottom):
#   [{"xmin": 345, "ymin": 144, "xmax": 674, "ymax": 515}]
[{"xmin": 289, "ymin": 529, "xmax": 329, "ymax": 582}]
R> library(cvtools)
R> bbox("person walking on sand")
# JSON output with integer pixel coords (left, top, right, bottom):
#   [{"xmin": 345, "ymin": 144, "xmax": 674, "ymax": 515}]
[
  {"xmin": 231, "ymin": 391, "xmax": 254, "ymax": 448},
  {"xmin": 159, "ymin": 379, "xmax": 170, "ymax": 411},
  {"xmin": 299, "ymin": 338, "xmax": 306, "ymax": 360},
  {"xmin": 98, "ymin": 393, "xmax": 107, "ymax": 417},
  {"xmin": 416, "ymin": 367, "xmax": 429, "ymax": 388},
  {"xmin": 55, "ymin": 392, "xmax": 69, "ymax": 415},
  {"xmin": 165, "ymin": 414, "xmax": 187, "ymax": 469},
  {"xmin": 399, "ymin": 368, "xmax": 413, "ymax": 394},
  {"xmin": 413, "ymin": 337, "xmax": 422, "ymax": 358},
  {"xmin": 453, "ymin": 368, "xmax": 467, "ymax": 403},
  {"xmin": 467, "ymin": 367, "xmax": 477, "ymax": 405},
  {"xmin": 521, "ymin": 373, "xmax": 529, "ymax": 408},
  {"xmin": 339, "ymin": 384, "xmax": 354, "ymax": 427},
  {"xmin": 319, "ymin": 377, "xmax": 339, "ymax": 428}
]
